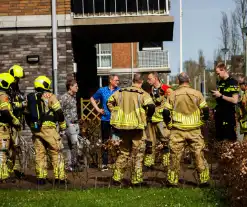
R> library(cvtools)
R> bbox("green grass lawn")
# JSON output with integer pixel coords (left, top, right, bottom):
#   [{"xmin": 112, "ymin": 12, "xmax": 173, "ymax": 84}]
[{"xmin": 0, "ymin": 188, "xmax": 227, "ymax": 207}]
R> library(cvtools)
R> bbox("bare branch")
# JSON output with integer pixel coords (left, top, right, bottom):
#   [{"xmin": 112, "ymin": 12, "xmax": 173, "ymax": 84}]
[
  {"xmin": 214, "ymin": 48, "xmax": 223, "ymax": 62},
  {"xmin": 233, "ymin": 0, "xmax": 247, "ymax": 53},
  {"xmin": 230, "ymin": 12, "xmax": 240, "ymax": 56},
  {"xmin": 198, "ymin": 49, "xmax": 206, "ymax": 73},
  {"xmin": 220, "ymin": 12, "xmax": 230, "ymax": 50}
]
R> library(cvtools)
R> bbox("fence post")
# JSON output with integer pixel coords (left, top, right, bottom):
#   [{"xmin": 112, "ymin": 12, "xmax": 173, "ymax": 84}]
[{"xmin": 81, "ymin": 98, "xmax": 84, "ymax": 119}]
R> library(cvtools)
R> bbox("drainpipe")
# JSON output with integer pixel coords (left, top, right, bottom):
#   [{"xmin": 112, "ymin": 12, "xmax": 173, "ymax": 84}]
[
  {"xmin": 131, "ymin": 42, "xmax": 134, "ymax": 80},
  {"xmin": 52, "ymin": 0, "xmax": 58, "ymax": 95}
]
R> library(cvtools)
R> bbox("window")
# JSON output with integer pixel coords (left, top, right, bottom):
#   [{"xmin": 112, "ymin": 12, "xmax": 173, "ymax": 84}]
[{"xmin": 96, "ymin": 44, "xmax": 112, "ymax": 68}]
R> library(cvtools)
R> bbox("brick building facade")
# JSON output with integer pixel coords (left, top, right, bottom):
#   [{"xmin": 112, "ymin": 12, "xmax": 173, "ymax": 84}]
[
  {"xmin": 0, "ymin": 0, "xmax": 70, "ymax": 15},
  {"xmin": 0, "ymin": 0, "xmax": 73, "ymax": 139},
  {"xmin": 0, "ymin": 0, "xmax": 173, "ymax": 138},
  {"xmin": 0, "ymin": 0, "xmax": 73, "ymax": 94}
]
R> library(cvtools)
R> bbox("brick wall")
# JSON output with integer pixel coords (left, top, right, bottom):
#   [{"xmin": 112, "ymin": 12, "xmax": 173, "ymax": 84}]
[
  {"xmin": 112, "ymin": 43, "xmax": 138, "ymax": 68},
  {"xmin": 0, "ymin": 0, "xmax": 70, "ymax": 16},
  {"xmin": 0, "ymin": 30, "xmax": 73, "ymax": 140},
  {"xmin": 0, "ymin": 31, "xmax": 73, "ymax": 94}
]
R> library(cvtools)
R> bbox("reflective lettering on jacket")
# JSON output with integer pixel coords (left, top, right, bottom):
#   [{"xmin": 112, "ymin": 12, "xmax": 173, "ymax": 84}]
[
  {"xmin": 164, "ymin": 85, "xmax": 207, "ymax": 130},
  {"xmin": 107, "ymin": 85, "xmax": 154, "ymax": 130}
]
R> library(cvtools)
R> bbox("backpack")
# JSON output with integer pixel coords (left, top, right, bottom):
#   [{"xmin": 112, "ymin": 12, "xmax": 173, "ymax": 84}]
[{"xmin": 26, "ymin": 92, "xmax": 52, "ymax": 132}]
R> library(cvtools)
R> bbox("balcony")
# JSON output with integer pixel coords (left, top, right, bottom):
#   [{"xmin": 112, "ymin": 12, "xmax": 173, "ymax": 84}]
[
  {"xmin": 72, "ymin": 0, "xmax": 170, "ymax": 18},
  {"xmin": 96, "ymin": 46, "xmax": 170, "ymax": 75},
  {"xmin": 138, "ymin": 50, "xmax": 169, "ymax": 69},
  {"xmin": 71, "ymin": 0, "xmax": 173, "ymax": 43}
]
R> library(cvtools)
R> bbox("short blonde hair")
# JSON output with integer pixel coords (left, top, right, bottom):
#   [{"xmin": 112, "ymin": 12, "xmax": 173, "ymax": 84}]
[{"xmin": 216, "ymin": 62, "xmax": 226, "ymax": 71}]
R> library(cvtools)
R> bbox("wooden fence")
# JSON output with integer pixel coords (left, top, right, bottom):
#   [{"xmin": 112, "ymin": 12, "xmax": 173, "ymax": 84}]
[{"xmin": 80, "ymin": 98, "xmax": 101, "ymax": 122}]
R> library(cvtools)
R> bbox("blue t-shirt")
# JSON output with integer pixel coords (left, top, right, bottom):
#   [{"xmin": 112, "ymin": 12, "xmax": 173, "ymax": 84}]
[{"xmin": 92, "ymin": 86, "xmax": 120, "ymax": 121}]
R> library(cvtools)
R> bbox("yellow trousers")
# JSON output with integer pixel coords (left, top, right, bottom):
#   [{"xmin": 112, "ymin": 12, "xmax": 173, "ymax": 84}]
[
  {"xmin": 167, "ymin": 129, "xmax": 209, "ymax": 185},
  {"xmin": 112, "ymin": 129, "xmax": 146, "ymax": 184},
  {"xmin": 0, "ymin": 126, "xmax": 11, "ymax": 180},
  {"xmin": 7, "ymin": 128, "xmax": 22, "ymax": 173},
  {"xmin": 144, "ymin": 122, "xmax": 170, "ymax": 167},
  {"xmin": 34, "ymin": 127, "xmax": 66, "ymax": 180}
]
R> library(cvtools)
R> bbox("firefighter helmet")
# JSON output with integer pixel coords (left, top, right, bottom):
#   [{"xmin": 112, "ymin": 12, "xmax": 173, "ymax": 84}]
[
  {"xmin": 0, "ymin": 73, "xmax": 15, "ymax": 90},
  {"xmin": 34, "ymin": 76, "xmax": 51, "ymax": 90},
  {"xmin": 9, "ymin": 65, "xmax": 24, "ymax": 79}
]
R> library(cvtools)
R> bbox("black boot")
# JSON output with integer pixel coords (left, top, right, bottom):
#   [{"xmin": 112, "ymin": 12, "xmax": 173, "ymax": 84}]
[
  {"xmin": 198, "ymin": 182, "xmax": 210, "ymax": 188},
  {"xmin": 131, "ymin": 182, "xmax": 149, "ymax": 188},
  {"xmin": 54, "ymin": 179, "xmax": 70, "ymax": 185},
  {"xmin": 14, "ymin": 170, "xmax": 25, "ymax": 179},
  {"xmin": 110, "ymin": 179, "xmax": 122, "ymax": 187},
  {"xmin": 37, "ymin": 178, "xmax": 46, "ymax": 185}
]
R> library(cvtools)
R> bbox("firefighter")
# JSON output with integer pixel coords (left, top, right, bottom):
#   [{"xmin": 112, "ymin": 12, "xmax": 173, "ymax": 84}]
[
  {"xmin": 144, "ymin": 72, "xmax": 171, "ymax": 168},
  {"xmin": 107, "ymin": 73, "xmax": 155, "ymax": 186},
  {"xmin": 7, "ymin": 65, "xmax": 26, "ymax": 178},
  {"xmin": 238, "ymin": 79, "xmax": 247, "ymax": 140},
  {"xmin": 163, "ymin": 72, "xmax": 210, "ymax": 187},
  {"xmin": 0, "ymin": 73, "xmax": 21, "ymax": 182},
  {"xmin": 25, "ymin": 76, "xmax": 67, "ymax": 185}
]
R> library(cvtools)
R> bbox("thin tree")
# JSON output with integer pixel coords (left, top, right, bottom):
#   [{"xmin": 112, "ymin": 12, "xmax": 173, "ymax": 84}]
[
  {"xmin": 198, "ymin": 50, "xmax": 206, "ymax": 71},
  {"xmin": 198, "ymin": 50, "xmax": 206, "ymax": 93},
  {"xmin": 230, "ymin": 12, "xmax": 240, "ymax": 56},
  {"xmin": 233, "ymin": 0, "xmax": 247, "ymax": 54},
  {"xmin": 220, "ymin": 12, "xmax": 230, "ymax": 53},
  {"xmin": 213, "ymin": 48, "xmax": 223, "ymax": 63},
  {"xmin": 184, "ymin": 59, "xmax": 199, "ymax": 88}
]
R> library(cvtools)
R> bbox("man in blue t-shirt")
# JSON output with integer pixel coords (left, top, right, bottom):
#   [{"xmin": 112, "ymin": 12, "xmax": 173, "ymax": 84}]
[{"xmin": 90, "ymin": 74, "xmax": 120, "ymax": 171}]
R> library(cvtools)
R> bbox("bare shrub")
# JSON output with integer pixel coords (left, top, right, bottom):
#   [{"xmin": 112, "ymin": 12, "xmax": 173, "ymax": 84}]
[{"xmin": 218, "ymin": 140, "xmax": 247, "ymax": 206}]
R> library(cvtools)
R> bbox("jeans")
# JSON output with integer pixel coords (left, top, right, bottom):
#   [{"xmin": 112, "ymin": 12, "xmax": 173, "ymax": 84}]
[
  {"xmin": 63, "ymin": 123, "xmax": 80, "ymax": 167},
  {"xmin": 101, "ymin": 121, "xmax": 111, "ymax": 166}
]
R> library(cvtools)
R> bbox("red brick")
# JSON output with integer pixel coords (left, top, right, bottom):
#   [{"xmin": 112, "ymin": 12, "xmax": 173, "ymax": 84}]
[
  {"xmin": 0, "ymin": 0, "xmax": 71, "ymax": 16},
  {"xmin": 112, "ymin": 43, "xmax": 138, "ymax": 68}
]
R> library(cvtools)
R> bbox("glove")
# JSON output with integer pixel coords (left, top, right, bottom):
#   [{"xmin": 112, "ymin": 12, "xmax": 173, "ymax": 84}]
[
  {"xmin": 167, "ymin": 123, "xmax": 172, "ymax": 130},
  {"xmin": 147, "ymin": 117, "xmax": 152, "ymax": 123},
  {"xmin": 154, "ymin": 93, "xmax": 159, "ymax": 98},
  {"xmin": 22, "ymin": 101, "xmax": 27, "ymax": 107},
  {"xmin": 13, "ymin": 119, "xmax": 21, "ymax": 131},
  {"xmin": 60, "ymin": 130, "xmax": 66, "ymax": 136}
]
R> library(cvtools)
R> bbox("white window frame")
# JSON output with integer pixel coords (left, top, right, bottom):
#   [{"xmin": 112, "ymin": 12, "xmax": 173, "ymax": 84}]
[{"xmin": 96, "ymin": 44, "xmax": 112, "ymax": 69}]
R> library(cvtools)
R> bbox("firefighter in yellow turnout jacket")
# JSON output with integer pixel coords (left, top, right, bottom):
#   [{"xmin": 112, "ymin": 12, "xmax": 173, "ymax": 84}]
[
  {"xmin": 107, "ymin": 73, "xmax": 155, "ymax": 186},
  {"xmin": 7, "ymin": 65, "xmax": 26, "ymax": 178},
  {"xmin": 144, "ymin": 72, "xmax": 172, "ymax": 168},
  {"xmin": 239, "ymin": 80, "xmax": 247, "ymax": 140},
  {"xmin": 25, "ymin": 76, "xmax": 67, "ymax": 185},
  {"xmin": 163, "ymin": 73, "xmax": 210, "ymax": 187},
  {"xmin": 0, "ymin": 73, "xmax": 21, "ymax": 181}
]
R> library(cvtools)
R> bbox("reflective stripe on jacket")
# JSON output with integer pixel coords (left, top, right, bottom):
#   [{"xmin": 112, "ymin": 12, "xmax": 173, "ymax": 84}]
[
  {"xmin": 164, "ymin": 85, "xmax": 207, "ymax": 130},
  {"xmin": 107, "ymin": 84, "xmax": 154, "ymax": 130}
]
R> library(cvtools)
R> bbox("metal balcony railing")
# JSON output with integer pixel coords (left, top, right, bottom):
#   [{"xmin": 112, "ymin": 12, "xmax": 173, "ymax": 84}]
[
  {"xmin": 72, "ymin": 0, "xmax": 170, "ymax": 18},
  {"xmin": 138, "ymin": 50, "xmax": 169, "ymax": 68}
]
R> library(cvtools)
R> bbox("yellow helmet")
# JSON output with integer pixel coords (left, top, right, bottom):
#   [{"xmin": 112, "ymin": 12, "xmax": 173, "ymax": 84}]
[
  {"xmin": 0, "ymin": 73, "xmax": 15, "ymax": 90},
  {"xmin": 34, "ymin": 76, "xmax": 51, "ymax": 90},
  {"xmin": 9, "ymin": 65, "xmax": 24, "ymax": 78}
]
